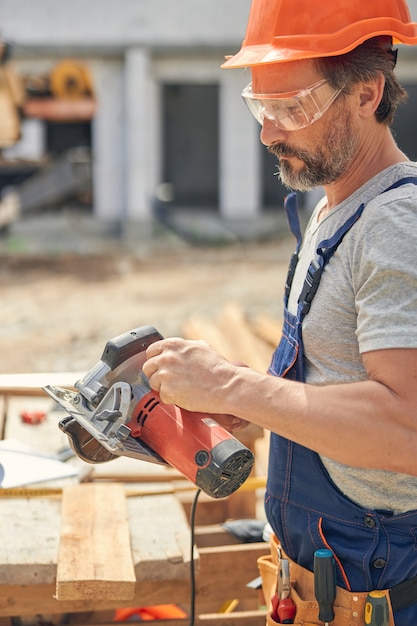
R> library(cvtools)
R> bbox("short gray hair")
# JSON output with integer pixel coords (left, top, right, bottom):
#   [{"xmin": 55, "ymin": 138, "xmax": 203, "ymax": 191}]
[{"xmin": 315, "ymin": 36, "xmax": 407, "ymax": 125}]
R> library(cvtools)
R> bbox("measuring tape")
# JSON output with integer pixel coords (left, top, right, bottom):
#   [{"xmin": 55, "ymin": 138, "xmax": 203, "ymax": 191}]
[
  {"xmin": 0, "ymin": 486, "xmax": 62, "ymax": 498},
  {"xmin": 0, "ymin": 476, "xmax": 267, "ymax": 499}
]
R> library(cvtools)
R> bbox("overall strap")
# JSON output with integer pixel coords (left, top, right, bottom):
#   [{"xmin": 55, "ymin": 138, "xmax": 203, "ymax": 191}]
[
  {"xmin": 297, "ymin": 176, "xmax": 417, "ymax": 320},
  {"xmin": 283, "ymin": 192, "xmax": 302, "ymax": 305},
  {"xmin": 297, "ymin": 202, "xmax": 364, "ymax": 318}
]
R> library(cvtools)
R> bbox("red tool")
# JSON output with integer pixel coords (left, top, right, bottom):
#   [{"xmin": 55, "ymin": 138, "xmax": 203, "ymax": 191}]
[
  {"xmin": 20, "ymin": 410, "xmax": 47, "ymax": 425},
  {"xmin": 271, "ymin": 547, "xmax": 296, "ymax": 623},
  {"xmin": 43, "ymin": 326, "xmax": 254, "ymax": 499}
]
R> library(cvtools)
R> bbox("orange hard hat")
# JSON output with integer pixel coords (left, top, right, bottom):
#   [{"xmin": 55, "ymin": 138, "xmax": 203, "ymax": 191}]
[{"xmin": 222, "ymin": 0, "xmax": 417, "ymax": 67}]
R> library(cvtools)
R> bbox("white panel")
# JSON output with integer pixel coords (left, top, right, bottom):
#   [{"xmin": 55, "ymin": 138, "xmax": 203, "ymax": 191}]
[
  {"xmin": 219, "ymin": 69, "xmax": 260, "ymax": 219},
  {"xmin": 90, "ymin": 59, "xmax": 125, "ymax": 221}
]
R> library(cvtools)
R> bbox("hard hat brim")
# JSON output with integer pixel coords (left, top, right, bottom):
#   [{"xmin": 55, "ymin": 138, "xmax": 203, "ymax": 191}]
[{"xmin": 222, "ymin": 18, "xmax": 417, "ymax": 68}]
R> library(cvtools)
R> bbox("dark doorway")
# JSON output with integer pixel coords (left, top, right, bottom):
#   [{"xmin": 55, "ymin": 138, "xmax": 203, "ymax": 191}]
[
  {"xmin": 45, "ymin": 121, "xmax": 91, "ymax": 155},
  {"xmin": 162, "ymin": 83, "xmax": 219, "ymax": 208}
]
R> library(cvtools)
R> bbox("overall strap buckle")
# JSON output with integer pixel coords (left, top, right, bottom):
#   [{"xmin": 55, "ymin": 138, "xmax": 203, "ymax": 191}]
[{"xmin": 298, "ymin": 259, "xmax": 324, "ymax": 317}]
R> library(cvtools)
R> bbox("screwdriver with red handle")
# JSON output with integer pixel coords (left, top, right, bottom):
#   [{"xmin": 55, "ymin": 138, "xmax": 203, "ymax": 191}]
[{"xmin": 314, "ymin": 549, "xmax": 337, "ymax": 625}]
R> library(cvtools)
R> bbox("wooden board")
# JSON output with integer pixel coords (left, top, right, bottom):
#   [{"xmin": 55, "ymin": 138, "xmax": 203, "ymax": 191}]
[
  {"xmin": 217, "ymin": 304, "xmax": 273, "ymax": 374},
  {"xmin": 183, "ymin": 304, "xmax": 272, "ymax": 374},
  {"xmin": 0, "ymin": 372, "xmax": 82, "ymax": 397},
  {"xmin": 0, "ymin": 497, "xmax": 61, "ymax": 585},
  {"xmin": 56, "ymin": 483, "xmax": 136, "ymax": 601},
  {"xmin": 127, "ymin": 490, "xmax": 191, "ymax": 582},
  {"xmin": 0, "ymin": 486, "xmax": 193, "ymax": 590},
  {"xmin": 0, "ymin": 543, "xmax": 269, "ymax": 617}
]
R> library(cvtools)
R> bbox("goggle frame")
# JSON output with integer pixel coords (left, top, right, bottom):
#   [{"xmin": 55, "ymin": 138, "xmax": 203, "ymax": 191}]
[{"xmin": 241, "ymin": 79, "xmax": 344, "ymax": 131}]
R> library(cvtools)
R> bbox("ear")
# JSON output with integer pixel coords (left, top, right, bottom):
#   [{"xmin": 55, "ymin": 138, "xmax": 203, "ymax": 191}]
[{"xmin": 358, "ymin": 73, "xmax": 385, "ymax": 118}]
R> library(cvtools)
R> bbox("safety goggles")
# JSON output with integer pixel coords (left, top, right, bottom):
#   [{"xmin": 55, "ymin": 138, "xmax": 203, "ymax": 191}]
[{"xmin": 241, "ymin": 79, "xmax": 344, "ymax": 131}]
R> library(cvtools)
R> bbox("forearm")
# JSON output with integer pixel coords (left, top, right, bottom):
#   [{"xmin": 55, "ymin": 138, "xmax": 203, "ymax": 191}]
[
  {"xmin": 143, "ymin": 338, "xmax": 417, "ymax": 476},
  {"xmin": 221, "ymin": 366, "xmax": 417, "ymax": 475}
]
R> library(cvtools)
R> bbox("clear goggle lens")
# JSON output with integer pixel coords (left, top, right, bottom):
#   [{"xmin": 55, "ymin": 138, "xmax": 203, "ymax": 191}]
[{"xmin": 241, "ymin": 79, "xmax": 344, "ymax": 131}]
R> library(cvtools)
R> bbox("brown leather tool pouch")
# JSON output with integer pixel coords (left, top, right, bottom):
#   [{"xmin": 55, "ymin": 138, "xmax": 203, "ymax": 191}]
[{"xmin": 257, "ymin": 535, "xmax": 395, "ymax": 625}]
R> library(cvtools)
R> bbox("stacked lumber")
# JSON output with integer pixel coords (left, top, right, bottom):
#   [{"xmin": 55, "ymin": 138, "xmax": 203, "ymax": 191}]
[
  {"xmin": 182, "ymin": 303, "xmax": 282, "ymax": 373},
  {"xmin": 0, "ymin": 482, "xmax": 269, "ymax": 625}
]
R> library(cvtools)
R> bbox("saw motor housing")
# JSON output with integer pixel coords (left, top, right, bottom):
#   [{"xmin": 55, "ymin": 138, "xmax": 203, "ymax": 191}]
[{"xmin": 44, "ymin": 326, "xmax": 254, "ymax": 499}]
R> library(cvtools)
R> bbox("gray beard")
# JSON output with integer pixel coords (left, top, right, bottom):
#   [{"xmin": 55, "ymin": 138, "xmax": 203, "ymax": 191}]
[{"xmin": 269, "ymin": 112, "xmax": 358, "ymax": 192}]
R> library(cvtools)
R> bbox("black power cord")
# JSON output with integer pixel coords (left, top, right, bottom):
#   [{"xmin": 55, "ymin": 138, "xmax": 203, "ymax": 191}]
[{"xmin": 189, "ymin": 488, "xmax": 202, "ymax": 626}]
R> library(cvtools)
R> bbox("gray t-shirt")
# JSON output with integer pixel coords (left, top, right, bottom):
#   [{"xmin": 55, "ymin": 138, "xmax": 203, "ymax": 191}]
[{"xmin": 288, "ymin": 162, "xmax": 417, "ymax": 514}]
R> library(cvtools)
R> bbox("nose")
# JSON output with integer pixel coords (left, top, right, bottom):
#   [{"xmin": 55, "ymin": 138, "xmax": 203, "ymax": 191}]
[{"xmin": 260, "ymin": 117, "xmax": 288, "ymax": 147}]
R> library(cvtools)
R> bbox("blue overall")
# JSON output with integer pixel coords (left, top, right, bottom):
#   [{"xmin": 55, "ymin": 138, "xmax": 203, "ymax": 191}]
[{"xmin": 264, "ymin": 179, "xmax": 417, "ymax": 625}]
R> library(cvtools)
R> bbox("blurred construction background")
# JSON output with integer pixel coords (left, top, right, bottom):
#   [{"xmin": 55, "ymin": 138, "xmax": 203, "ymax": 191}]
[{"xmin": 0, "ymin": 0, "xmax": 416, "ymax": 253}]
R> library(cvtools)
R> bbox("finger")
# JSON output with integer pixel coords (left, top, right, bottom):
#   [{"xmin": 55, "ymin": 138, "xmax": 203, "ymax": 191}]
[
  {"xmin": 146, "ymin": 340, "xmax": 165, "ymax": 359},
  {"xmin": 208, "ymin": 413, "xmax": 249, "ymax": 433},
  {"xmin": 144, "ymin": 366, "xmax": 161, "ymax": 392},
  {"xmin": 148, "ymin": 376, "xmax": 161, "ymax": 392},
  {"xmin": 142, "ymin": 356, "xmax": 159, "ymax": 378}
]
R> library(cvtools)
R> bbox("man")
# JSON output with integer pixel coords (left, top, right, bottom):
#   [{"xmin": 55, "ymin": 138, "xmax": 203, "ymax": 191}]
[{"xmin": 143, "ymin": 0, "xmax": 417, "ymax": 623}]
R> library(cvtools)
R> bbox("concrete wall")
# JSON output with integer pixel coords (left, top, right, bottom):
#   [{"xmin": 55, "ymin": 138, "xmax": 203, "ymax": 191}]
[{"xmin": 0, "ymin": 0, "xmax": 251, "ymax": 50}]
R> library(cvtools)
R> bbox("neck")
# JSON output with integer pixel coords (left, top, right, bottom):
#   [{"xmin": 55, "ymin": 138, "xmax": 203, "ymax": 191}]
[{"xmin": 322, "ymin": 128, "xmax": 408, "ymax": 215}]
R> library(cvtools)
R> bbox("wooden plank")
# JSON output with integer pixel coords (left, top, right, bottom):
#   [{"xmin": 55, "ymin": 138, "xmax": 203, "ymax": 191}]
[
  {"xmin": 182, "ymin": 316, "xmax": 235, "ymax": 361},
  {"xmin": 183, "ymin": 306, "xmax": 272, "ymax": 373},
  {"xmin": 0, "ymin": 497, "xmax": 61, "ymax": 584},
  {"xmin": 90, "ymin": 455, "xmax": 183, "ymax": 482},
  {"xmin": 178, "ymin": 489, "xmax": 231, "ymax": 526},
  {"xmin": 0, "ymin": 543, "xmax": 269, "ymax": 617},
  {"xmin": 195, "ymin": 543, "xmax": 268, "ymax": 613},
  {"xmin": 55, "ymin": 611, "xmax": 116, "ymax": 625},
  {"xmin": 217, "ymin": 304, "xmax": 272, "ymax": 374},
  {"xmin": 194, "ymin": 525, "xmax": 241, "ymax": 547},
  {"xmin": 0, "ymin": 489, "xmax": 193, "ymax": 589},
  {"xmin": 0, "ymin": 372, "xmax": 82, "ymax": 397},
  {"xmin": 0, "ymin": 581, "xmax": 191, "ymax": 617},
  {"xmin": 56, "ymin": 483, "xmax": 136, "ymax": 601},
  {"xmin": 127, "ymin": 492, "xmax": 192, "ymax": 582}
]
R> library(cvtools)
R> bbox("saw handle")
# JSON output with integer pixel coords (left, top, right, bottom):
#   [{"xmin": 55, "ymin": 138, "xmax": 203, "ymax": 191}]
[{"xmin": 101, "ymin": 326, "xmax": 163, "ymax": 370}]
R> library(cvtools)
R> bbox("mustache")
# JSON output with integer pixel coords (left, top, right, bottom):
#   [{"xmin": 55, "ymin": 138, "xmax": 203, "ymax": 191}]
[{"xmin": 268, "ymin": 143, "xmax": 308, "ymax": 160}]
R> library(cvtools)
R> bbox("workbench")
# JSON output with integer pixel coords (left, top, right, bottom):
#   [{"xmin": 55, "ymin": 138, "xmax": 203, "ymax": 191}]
[{"xmin": 0, "ymin": 374, "xmax": 269, "ymax": 625}]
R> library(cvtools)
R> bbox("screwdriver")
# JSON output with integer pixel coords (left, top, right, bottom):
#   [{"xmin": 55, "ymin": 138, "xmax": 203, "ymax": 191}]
[
  {"xmin": 314, "ymin": 549, "xmax": 336, "ymax": 625},
  {"xmin": 364, "ymin": 591, "xmax": 389, "ymax": 626}
]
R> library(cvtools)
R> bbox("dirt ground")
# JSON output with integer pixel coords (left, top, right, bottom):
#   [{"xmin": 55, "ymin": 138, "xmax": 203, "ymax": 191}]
[{"xmin": 0, "ymin": 235, "xmax": 294, "ymax": 375}]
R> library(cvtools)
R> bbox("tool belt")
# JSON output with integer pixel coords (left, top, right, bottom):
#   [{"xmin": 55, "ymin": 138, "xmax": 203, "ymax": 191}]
[{"xmin": 258, "ymin": 535, "xmax": 395, "ymax": 626}]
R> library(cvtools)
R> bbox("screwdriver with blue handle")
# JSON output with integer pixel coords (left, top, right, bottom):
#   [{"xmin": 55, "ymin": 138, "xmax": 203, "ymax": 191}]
[
  {"xmin": 314, "ymin": 549, "xmax": 337, "ymax": 625},
  {"xmin": 364, "ymin": 591, "xmax": 389, "ymax": 626}
]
